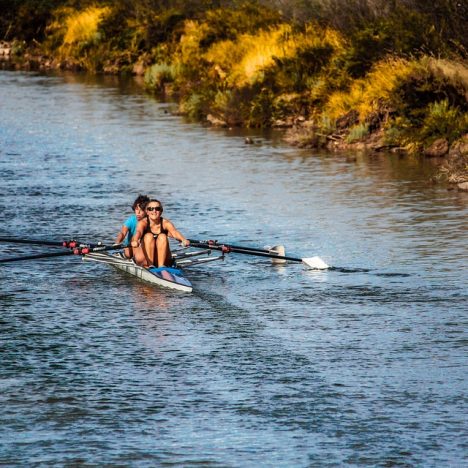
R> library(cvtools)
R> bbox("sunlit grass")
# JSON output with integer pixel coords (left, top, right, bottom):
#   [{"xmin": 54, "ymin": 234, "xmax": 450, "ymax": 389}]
[
  {"xmin": 428, "ymin": 58, "xmax": 468, "ymax": 96},
  {"xmin": 204, "ymin": 23, "xmax": 344, "ymax": 88},
  {"xmin": 324, "ymin": 58, "xmax": 418, "ymax": 121},
  {"xmin": 203, "ymin": 24, "xmax": 294, "ymax": 87},
  {"xmin": 144, "ymin": 63, "xmax": 176, "ymax": 90},
  {"xmin": 61, "ymin": 6, "xmax": 110, "ymax": 52},
  {"xmin": 177, "ymin": 20, "xmax": 211, "ymax": 64}
]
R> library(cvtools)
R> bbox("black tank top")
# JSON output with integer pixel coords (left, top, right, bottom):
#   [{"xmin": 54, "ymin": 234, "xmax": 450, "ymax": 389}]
[{"xmin": 144, "ymin": 217, "xmax": 169, "ymax": 238}]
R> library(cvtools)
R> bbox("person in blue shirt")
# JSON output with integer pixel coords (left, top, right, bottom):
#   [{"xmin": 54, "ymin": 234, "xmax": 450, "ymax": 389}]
[{"xmin": 115, "ymin": 194, "xmax": 150, "ymax": 258}]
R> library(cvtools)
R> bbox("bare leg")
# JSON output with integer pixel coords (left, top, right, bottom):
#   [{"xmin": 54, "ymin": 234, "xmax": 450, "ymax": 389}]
[
  {"xmin": 155, "ymin": 233, "xmax": 172, "ymax": 267},
  {"xmin": 123, "ymin": 246, "xmax": 133, "ymax": 259},
  {"xmin": 133, "ymin": 233, "xmax": 155, "ymax": 267}
]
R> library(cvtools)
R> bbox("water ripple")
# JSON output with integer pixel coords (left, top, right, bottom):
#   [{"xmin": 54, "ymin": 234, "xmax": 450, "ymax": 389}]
[{"xmin": 0, "ymin": 70, "xmax": 466, "ymax": 467}]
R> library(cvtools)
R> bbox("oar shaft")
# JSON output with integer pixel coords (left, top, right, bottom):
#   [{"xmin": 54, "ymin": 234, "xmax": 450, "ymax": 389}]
[
  {"xmin": 0, "ymin": 236, "xmax": 68, "ymax": 247},
  {"xmin": 189, "ymin": 241, "xmax": 302, "ymax": 263},
  {"xmin": 0, "ymin": 250, "xmax": 75, "ymax": 262},
  {"xmin": 0, "ymin": 243, "xmax": 123, "ymax": 263},
  {"xmin": 188, "ymin": 239, "xmax": 281, "ymax": 255}
]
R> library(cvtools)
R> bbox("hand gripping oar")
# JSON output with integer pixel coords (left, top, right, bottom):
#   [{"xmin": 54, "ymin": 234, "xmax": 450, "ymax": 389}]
[
  {"xmin": 188, "ymin": 239, "xmax": 329, "ymax": 269},
  {"xmin": 0, "ymin": 243, "xmax": 123, "ymax": 263},
  {"xmin": 0, "ymin": 236, "xmax": 79, "ymax": 248}
]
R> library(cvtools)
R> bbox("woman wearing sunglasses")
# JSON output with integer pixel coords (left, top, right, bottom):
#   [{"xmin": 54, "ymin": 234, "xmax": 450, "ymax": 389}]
[{"xmin": 131, "ymin": 199, "xmax": 190, "ymax": 268}]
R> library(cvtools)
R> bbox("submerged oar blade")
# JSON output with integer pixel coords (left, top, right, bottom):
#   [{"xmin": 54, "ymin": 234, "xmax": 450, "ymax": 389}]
[
  {"xmin": 302, "ymin": 256, "xmax": 329, "ymax": 269},
  {"xmin": 269, "ymin": 245, "xmax": 286, "ymax": 264}
]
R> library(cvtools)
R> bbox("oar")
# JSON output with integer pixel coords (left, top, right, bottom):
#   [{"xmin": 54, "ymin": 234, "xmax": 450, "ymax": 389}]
[
  {"xmin": 0, "ymin": 236, "xmax": 79, "ymax": 248},
  {"xmin": 188, "ymin": 238, "xmax": 287, "ymax": 264},
  {"xmin": 188, "ymin": 240, "xmax": 329, "ymax": 269},
  {"xmin": 188, "ymin": 239, "xmax": 283, "ymax": 255},
  {"xmin": 0, "ymin": 243, "xmax": 123, "ymax": 263}
]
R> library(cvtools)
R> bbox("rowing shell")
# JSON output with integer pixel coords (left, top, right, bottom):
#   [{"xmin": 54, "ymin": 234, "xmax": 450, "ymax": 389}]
[
  {"xmin": 83, "ymin": 252, "xmax": 193, "ymax": 292},
  {"xmin": 83, "ymin": 249, "xmax": 224, "ymax": 292}
]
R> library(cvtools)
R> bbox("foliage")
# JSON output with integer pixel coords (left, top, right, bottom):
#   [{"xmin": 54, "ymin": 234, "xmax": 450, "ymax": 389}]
[
  {"xmin": 324, "ymin": 58, "xmax": 417, "ymax": 122},
  {"xmin": 419, "ymin": 100, "xmax": 468, "ymax": 143},
  {"xmin": 179, "ymin": 91, "xmax": 213, "ymax": 121},
  {"xmin": 248, "ymin": 87, "xmax": 275, "ymax": 127},
  {"xmin": 0, "ymin": 0, "xmax": 69, "ymax": 41},
  {"xmin": 144, "ymin": 63, "xmax": 175, "ymax": 92},
  {"xmin": 264, "ymin": 0, "xmax": 468, "ymax": 56},
  {"xmin": 61, "ymin": 6, "xmax": 110, "ymax": 48},
  {"xmin": 4, "ymin": 0, "xmax": 468, "ymax": 145},
  {"xmin": 346, "ymin": 123, "xmax": 369, "ymax": 142}
]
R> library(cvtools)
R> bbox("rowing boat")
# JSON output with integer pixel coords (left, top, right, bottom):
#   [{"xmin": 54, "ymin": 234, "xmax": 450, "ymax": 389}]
[
  {"xmin": 83, "ymin": 248, "xmax": 224, "ymax": 293},
  {"xmin": 0, "ymin": 237, "xmax": 329, "ymax": 293}
]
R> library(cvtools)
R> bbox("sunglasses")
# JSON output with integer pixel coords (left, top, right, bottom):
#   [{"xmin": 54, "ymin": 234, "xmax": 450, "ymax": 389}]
[{"xmin": 147, "ymin": 206, "xmax": 162, "ymax": 212}]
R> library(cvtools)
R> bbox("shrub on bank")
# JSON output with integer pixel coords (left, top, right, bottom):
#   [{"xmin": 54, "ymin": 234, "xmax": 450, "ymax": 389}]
[
  {"xmin": 43, "ymin": 6, "xmax": 111, "ymax": 70},
  {"xmin": 6, "ymin": 0, "xmax": 467, "ymax": 181}
]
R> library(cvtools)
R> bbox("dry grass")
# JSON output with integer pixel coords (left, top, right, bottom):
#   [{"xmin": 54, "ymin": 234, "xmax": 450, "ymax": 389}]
[
  {"xmin": 324, "ymin": 57, "xmax": 420, "ymax": 121},
  {"xmin": 60, "ymin": 6, "xmax": 110, "ymax": 53},
  {"xmin": 204, "ymin": 22, "xmax": 344, "ymax": 88},
  {"xmin": 428, "ymin": 58, "xmax": 468, "ymax": 101}
]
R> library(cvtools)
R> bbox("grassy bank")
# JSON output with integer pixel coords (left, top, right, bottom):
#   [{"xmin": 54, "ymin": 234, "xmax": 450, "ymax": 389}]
[{"xmin": 2, "ymin": 0, "xmax": 467, "ymax": 185}]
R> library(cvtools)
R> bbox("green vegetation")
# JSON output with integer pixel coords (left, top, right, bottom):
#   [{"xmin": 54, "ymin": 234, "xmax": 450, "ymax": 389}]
[{"xmin": 1, "ymin": 0, "xmax": 467, "ymax": 181}]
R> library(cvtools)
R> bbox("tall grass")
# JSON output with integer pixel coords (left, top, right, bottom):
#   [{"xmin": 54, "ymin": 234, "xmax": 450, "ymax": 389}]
[
  {"xmin": 62, "ymin": 7, "xmax": 109, "ymax": 45},
  {"xmin": 324, "ymin": 58, "xmax": 418, "ymax": 121},
  {"xmin": 204, "ymin": 23, "xmax": 343, "ymax": 89},
  {"xmin": 43, "ymin": 6, "xmax": 112, "ymax": 70}
]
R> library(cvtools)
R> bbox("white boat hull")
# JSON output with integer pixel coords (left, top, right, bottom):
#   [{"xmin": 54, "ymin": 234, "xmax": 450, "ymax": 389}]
[{"xmin": 83, "ymin": 252, "xmax": 193, "ymax": 292}]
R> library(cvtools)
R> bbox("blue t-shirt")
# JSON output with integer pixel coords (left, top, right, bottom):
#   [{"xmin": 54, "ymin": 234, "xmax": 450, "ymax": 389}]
[{"xmin": 123, "ymin": 214, "xmax": 138, "ymax": 245}]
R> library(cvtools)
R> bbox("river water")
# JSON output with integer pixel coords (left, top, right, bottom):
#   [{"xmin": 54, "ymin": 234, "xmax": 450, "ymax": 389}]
[{"xmin": 0, "ymin": 70, "xmax": 466, "ymax": 466}]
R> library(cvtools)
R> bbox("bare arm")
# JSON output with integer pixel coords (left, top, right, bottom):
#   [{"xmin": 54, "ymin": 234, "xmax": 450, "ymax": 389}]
[
  {"xmin": 131, "ymin": 218, "xmax": 148, "ymax": 248},
  {"xmin": 164, "ymin": 219, "xmax": 190, "ymax": 246},
  {"xmin": 115, "ymin": 225, "xmax": 129, "ymax": 244}
]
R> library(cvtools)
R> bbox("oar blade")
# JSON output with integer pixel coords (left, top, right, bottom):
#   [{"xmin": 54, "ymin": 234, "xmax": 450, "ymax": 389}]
[
  {"xmin": 269, "ymin": 245, "xmax": 286, "ymax": 264},
  {"xmin": 302, "ymin": 256, "xmax": 329, "ymax": 269}
]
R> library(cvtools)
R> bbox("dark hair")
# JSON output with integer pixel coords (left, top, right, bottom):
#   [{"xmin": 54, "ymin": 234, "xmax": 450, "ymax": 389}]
[
  {"xmin": 132, "ymin": 194, "xmax": 150, "ymax": 210},
  {"xmin": 146, "ymin": 199, "xmax": 163, "ymax": 212}
]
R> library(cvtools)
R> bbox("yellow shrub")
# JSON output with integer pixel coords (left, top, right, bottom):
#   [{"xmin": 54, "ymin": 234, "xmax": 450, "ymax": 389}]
[
  {"xmin": 302, "ymin": 23, "xmax": 344, "ymax": 51},
  {"xmin": 177, "ymin": 20, "xmax": 211, "ymax": 64},
  {"xmin": 204, "ymin": 22, "xmax": 344, "ymax": 89},
  {"xmin": 325, "ymin": 58, "xmax": 419, "ymax": 121},
  {"xmin": 61, "ymin": 6, "xmax": 110, "ymax": 51},
  {"xmin": 205, "ymin": 24, "xmax": 291, "ymax": 87}
]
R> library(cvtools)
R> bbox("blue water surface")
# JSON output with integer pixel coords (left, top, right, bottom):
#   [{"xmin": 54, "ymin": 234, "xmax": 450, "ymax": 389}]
[{"xmin": 0, "ymin": 71, "xmax": 467, "ymax": 467}]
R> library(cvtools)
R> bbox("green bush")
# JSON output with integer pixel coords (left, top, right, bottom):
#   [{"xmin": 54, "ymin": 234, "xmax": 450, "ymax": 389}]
[
  {"xmin": 248, "ymin": 87, "xmax": 275, "ymax": 127},
  {"xmin": 346, "ymin": 123, "xmax": 369, "ymax": 142},
  {"xmin": 419, "ymin": 100, "xmax": 468, "ymax": 143},
  {"xmin": 144, "ymin": 63, "xmax": 175, "ymax": 92},
  {"xmin": 179, "ymin": 90, "xmax": 214, "ymax": 121}
]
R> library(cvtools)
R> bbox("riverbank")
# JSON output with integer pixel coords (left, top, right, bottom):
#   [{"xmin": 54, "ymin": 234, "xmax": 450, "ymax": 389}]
[{"xmin": 1, "ymin": 1, "xmax": 467, "ymax": 188}]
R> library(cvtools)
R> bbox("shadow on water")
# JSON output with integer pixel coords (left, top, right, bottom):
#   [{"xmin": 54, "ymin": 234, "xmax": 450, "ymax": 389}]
[{"xmin": 329, "ymin": 266, "xmax": 411, "ymax": 277}]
